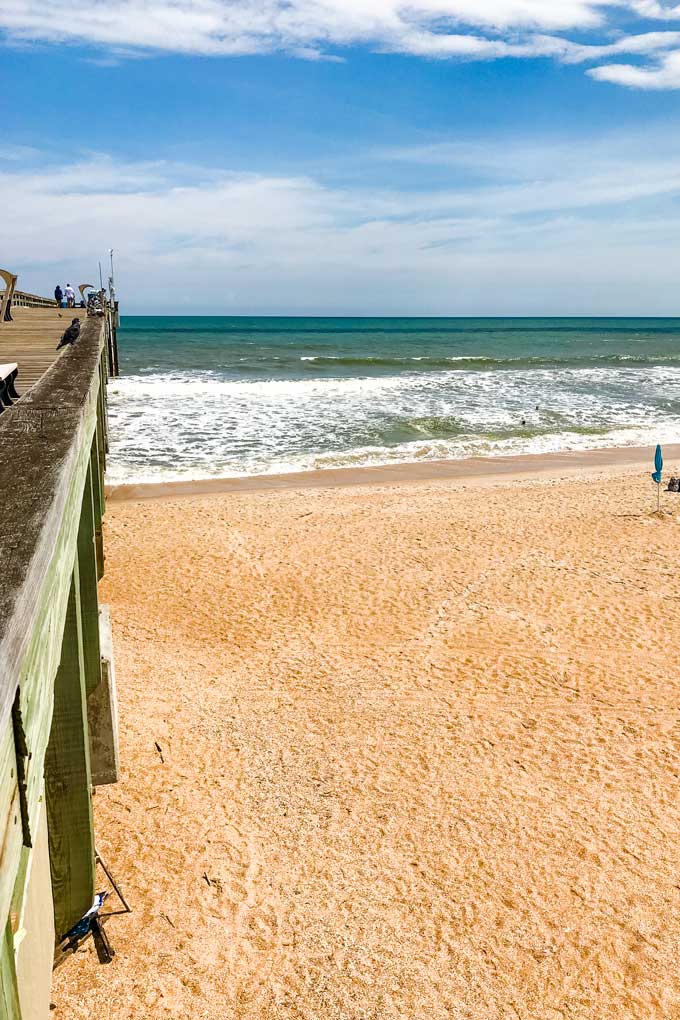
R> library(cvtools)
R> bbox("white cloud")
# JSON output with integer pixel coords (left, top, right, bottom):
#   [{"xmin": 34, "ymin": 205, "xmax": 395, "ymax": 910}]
[
  {"xmin": 5, "ymin": 134, "xmax": 680, "ymax": 314},
  {"xmin": 2, "ymin": 0, "xmax": 680, "ymax": 87},
  {"xmin": 628, "ymin": 1, "xmax": 680, "ymax": 18},
  {"xmin": 590, "ymin": 46, "xmax": 680, "ymax": 84},
  {"xmin": 1, "ymin": 0, "xmax": 612, "ymax": 55}
]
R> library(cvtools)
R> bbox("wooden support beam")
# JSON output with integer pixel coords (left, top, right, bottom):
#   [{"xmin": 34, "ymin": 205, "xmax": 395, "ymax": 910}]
[
  {"xmin": 0, "ymin": 917, "xmax": 20, "ymax": 1020},
  {"xmin": 90, "ymin": 436, "xmax": 105, "ymax": 581},
  {"xmin": 98, "ymin": 352, "xmax": 109, "ymax": 454},
  {"xmin": 13, "ymin": 803, "xmax": 55, "ymax": 1020},
  {"xmin": 77, "ymin": 463, "xmax": 102, "ymax": 699},
  {"xmin": 95, "ymin": 400, "xmax": 106, "ymax": 519},
  {"xmin": 88, "ymin": 607, "xmax": 120, "ymax": 787},
  {"xmin": 44, "ymin": 565, "xmax": 95, "ymax": 943},
  {"xmin": 112, "ymin": 303, "xmax": 120, "ymax": 377}
]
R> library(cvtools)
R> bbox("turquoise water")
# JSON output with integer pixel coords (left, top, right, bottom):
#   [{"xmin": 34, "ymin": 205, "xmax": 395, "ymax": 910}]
[{"xmin": 109, "ymin": 316, "xmax": 680, "ymax": 482}]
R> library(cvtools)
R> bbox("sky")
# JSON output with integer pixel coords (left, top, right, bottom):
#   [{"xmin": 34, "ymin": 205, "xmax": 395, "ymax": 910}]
[{"xmin": 2, "ymin": 1, "xmax": 680, "ymax": 315}]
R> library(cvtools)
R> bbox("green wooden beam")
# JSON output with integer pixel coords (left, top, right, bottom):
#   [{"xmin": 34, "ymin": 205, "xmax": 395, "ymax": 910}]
[
  {"xmin": 95, "ymin": 378, "xmax": 107, "ymax": 500},
  {"xmin": 17, "ymin": 382, "xmax": 100, "ymax": 846},
  {"xmin": 90, "ymin": 436, "xmax": 105, "ymax": 581},
  {"xmin": 77, "ymin": 463, "xmax": 102, "ymax": 698},
  {"xmin": 0, "ymin": 918, "xmax": 20, "ymax": 1020},
  {"xmin": 99, "ymin": 351, "xmax": 110, "ymax": 455},
  {"xmin": 44, "ymin": 563, "xmax": 95, "ymax": 943}
]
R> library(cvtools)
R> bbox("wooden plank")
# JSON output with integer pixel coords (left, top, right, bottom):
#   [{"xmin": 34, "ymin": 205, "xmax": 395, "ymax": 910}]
[
  {"xmin": 0, "ymin": 307, "xmax": 87, "ymax": 397},
  {"xmin": 99, "ymin": 351, "xmax": 109, "ymax": 453},
  {"xmin": 14, "ymin": 386, "xmax": 98, "ymax": 844},
  {"xmin": 13, "ymin": 802, "xmax": 55, "ymax": 1020},
  {"xmin": 44, "ymin": 565, "xmax": 95, "ymax": 943},
  {"xmin": 0, "ymin": 319, "xmax": 104, "ymax": 731},
  {"xmin": 88, "ymin": 606, "xmax": 120, "ymax": 787},
  {"xmin": 77, "ymin": 462, "xmax": 102, "ymax": 698},
  {"xmin": 0, "ymin": 917, "xmax": 20, "ymax": 1020},
  {"xmin": 95, "ymin": 396, "xmax": 106, "ymax": 512},
  {"xmin": 90, "ymin": 436, "xmax": 105, "ymax": 580}
]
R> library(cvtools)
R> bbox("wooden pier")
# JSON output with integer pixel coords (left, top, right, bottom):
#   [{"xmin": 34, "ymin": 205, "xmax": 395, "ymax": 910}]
[
  {"xmin": 0, "ymin": 279, "xmax": 120, "ymax": 1018},
  {"xmin": 0, "ymin": 307, "xmax": 87, "ymax": 394}
]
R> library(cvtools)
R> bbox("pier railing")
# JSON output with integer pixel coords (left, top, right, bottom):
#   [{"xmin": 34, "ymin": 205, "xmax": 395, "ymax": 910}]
[
  {"xmin": 0, "ymin": 305, "xmax": 119, "ymax": 1015},
  {"xmin": 10, "ymin": 290, "xmax": 57, "ymax": 309}
]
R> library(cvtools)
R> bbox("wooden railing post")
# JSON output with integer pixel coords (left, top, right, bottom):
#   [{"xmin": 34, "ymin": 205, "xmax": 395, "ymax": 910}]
[
  {"xmin": 112, "ymin": 303, "xmax": 120, "ymax": 377},
  {"xmin": 77, "ymin": 461, "xmax": 102, "ymax": 698},
  {"xmin": 44, "ymin": 561, "xmax": 95, "ymax": 943},
  {"xmin": 90, "ymin": 435, "xmax": 105, "ymax": 581},
  {"xmin": 0, "ymin": 918, "xmax": 21, "ymax": 1018},
  {"xmin": 98, "ymin": 351, "xmax": 109, "ymax": 455}
]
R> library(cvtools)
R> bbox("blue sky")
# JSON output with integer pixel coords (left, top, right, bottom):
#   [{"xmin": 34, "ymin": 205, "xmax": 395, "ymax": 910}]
[{"xmin": 2, "ymin": 1, "xmax": 680, "ymax": 314}]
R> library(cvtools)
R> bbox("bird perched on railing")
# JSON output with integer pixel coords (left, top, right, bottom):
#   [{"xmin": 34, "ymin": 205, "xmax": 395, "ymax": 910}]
[{"xmin": 56, "ymin": 317, "xmax": 80, "ymax": 350}]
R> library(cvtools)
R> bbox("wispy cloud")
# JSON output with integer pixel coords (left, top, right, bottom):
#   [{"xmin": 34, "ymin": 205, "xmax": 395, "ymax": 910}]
[
  {"xmin": 2, "ymin": 1, "xmax": 680, "ymax": 87},
  {"xmin": 0, "ymin": 143, "xmax": 40, "ymax": 162},
  {"xmin": 4, "ymin": 131, "xmax": 680, "ymax": 314},
  {"xmin": 589, "ymin": 45, "xmax": 680, "ymax": 85}
]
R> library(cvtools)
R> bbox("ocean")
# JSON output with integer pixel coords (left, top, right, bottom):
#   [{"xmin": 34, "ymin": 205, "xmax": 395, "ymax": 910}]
[{"xmin": 108, "ymin": 316, "xmax": 680, "ymax": 484}]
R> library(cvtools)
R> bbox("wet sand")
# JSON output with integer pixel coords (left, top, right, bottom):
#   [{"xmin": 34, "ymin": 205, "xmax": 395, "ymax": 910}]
[
  {"xmin": 54, "ymin": 462, "xmax": 680, "ymax": 1018},
  {"xmin": 107, "ymin": 442, "xmax": 680, "ymax": 501}
]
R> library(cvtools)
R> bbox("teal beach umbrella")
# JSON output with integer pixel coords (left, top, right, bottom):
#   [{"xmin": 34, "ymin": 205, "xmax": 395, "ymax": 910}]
[{"xmin": 652, "ymin": 444, "xmax": 663, "ymax": 511}]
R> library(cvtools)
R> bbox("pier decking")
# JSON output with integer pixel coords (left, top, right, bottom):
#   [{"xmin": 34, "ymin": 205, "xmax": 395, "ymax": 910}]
[{"xmin": 0, "ymin": 306, "xmax": 86, "ymax": 396}]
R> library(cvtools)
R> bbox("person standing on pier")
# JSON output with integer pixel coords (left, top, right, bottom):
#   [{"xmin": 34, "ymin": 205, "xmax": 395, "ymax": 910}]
[
  {"xmin": 64, "ymin": 283, "xmax": 75, "ymax": 308},
  {"xmin": 54, "ymin": 284, "xmax": 63, "ymax": 307}
]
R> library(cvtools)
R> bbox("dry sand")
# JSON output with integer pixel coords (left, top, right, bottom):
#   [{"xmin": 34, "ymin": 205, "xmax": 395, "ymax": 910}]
[{"xmin": 53, "ymin": 465, "xmax": 680, "ymax": 1019}]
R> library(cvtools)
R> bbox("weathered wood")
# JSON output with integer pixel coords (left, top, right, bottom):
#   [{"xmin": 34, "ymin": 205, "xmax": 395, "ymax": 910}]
[
  {"xmin": 0, "ymin": 317, "xmax": 104, "ymax": 732},
  {"xmin": 0, "ymin": 304, "xmax": 115, "ymax": 1012},
  {"xmin": 12, "ymin": 382, "xmax": 99, "ymax": 847},
  {"xmin": 0, "ymin": 307, "xmax": 87, "ymax": 394},
  {"xmin": 44, "ymin": 565, "xmax": 95, "ymax": 942},
  {"xmin": 13, "ymin": 802, "xmax": 55, "ymax": 1020},
  {"xmin": 90, "ymin": 432, "xmax": 105, "ymax": 580},
  {"xmin": 111, "ymin": 303, "xmax": 120, "ymax": 377},
  {"xmin": 99, "ymin": 350, "xmax": 110, "ymax": 453},
  {"xmin": 77, "ymin": 461, "xmax": 102, "ymax": 698},
  {"xmin": 95, "ymin": 393, "xmax": 106, "ymax": 513},
  {"xmin": 88, "ymin": 606, "xmax": 120, "ymax": 787},
  {"xmin": 0, "ymin": 917, "xmax": 20, "ymax": 1020}
]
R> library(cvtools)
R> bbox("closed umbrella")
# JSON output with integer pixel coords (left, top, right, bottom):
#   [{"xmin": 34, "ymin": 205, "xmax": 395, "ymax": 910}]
[{"xmin": 652, "ymin": 444, "xmax": 663, "ymax": 512}]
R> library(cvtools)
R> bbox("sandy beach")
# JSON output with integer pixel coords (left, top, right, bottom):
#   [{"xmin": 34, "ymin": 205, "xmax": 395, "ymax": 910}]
[{"xmin": 53, "ymin": 458, "xmax": 680, "ymax": 1019}]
